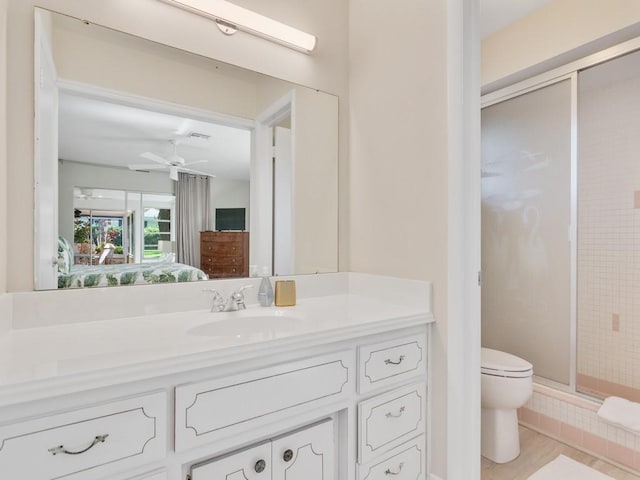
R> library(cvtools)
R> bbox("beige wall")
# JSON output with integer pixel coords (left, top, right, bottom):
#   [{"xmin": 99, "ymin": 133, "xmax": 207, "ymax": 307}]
[
  {"xmin": 482, "ymin": 0, "xmax": 640, "ymax": 90},
  {"xmin": 6, "ymin": 0, "xmax": 348, "ymax": 291},
  {"xmin": 348, "ymin": 0, "xmax": 449, "ymax": 475},
  {"xmin": 0, "ymin": 0, "xmax": 7, "ymax": 295}
]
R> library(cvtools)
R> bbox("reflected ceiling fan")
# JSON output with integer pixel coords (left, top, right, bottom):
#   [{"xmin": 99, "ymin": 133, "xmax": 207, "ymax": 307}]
[{"xmin": 128, "ymin": 139, "xmax": 215, "ymax": 181}]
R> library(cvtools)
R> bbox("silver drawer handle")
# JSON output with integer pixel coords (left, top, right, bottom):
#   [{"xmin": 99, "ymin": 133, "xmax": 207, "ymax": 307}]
[
  {"xmin": 48, "ymin": 434, "xmax": 109, "ymax": 456},
  {"xmin": 385, "ymin": 462, "xmax": 404, "ymax": 475},
  {"xmin": 385, "ymin": 406, "xmax": 406, "ymax": 418},
  {"xmin": 384, "ymin": 355, "xmax": 405, "ymax": 365}
]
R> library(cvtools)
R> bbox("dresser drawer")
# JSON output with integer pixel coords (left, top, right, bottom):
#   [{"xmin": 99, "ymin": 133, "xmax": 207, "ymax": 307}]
[
  {"xmin": 175, "ymin": 351, "xmax": 353, "ymax": 452},
  {"xmin": 0, "ymin": 391, "xmax": 167, "ymax": 480},
  {"xmin": 201, "ymin": 242, "xmax": 243, "ymax": 255},
  {"xmin": 358, "ymin": 383, "xmax": 426, "ymax": 463},
  {"xmin": 204, "ymin": 266, "xmax": 244, "ymax": 277},
  {"xmin": 201, "ymin": 232, "xmax": 246, "ymax": 243},
  {"xmin": 357, "ymin": 436, "xmax": 425, "ymax": 480},
  {"xmin": 201, "ymin": 255, "xmax": 242, "ymax": 267},
  {"xmin": 358, "ymin": 334, "xmax": 426, "ymax": 394},
  {"xmin": 210, "ymin": 255, "xmax": 242, "ymax": 267}
]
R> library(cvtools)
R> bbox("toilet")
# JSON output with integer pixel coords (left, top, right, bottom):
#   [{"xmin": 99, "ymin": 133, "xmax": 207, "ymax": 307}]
[{"xmin": 481, "ymin": 347, "xmax": 533, "ymax": 464}]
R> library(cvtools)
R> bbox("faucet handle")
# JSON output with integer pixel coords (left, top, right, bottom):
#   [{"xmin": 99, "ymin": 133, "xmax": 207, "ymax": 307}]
[
  {"xmin": 203, "ymin": 288, "xmax": 225, "ymax": 312},
  {"xmin": 232, "ymin": 284, "xmax": 254, "ymax": 309}
]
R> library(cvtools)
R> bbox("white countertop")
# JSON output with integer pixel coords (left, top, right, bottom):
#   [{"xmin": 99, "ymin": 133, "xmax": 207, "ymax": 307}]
[{"xmin": 0, "ymin": 292, "xmax": 432, "ymax": 407}]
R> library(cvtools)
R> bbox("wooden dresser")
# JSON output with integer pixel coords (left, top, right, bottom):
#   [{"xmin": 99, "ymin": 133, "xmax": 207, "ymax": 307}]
[{"xmin": 200, "ymin": 231, "xmax": 249, "ymax": 278}]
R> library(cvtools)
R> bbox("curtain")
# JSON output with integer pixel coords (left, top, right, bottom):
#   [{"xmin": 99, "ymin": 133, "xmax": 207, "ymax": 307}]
[{"xmin": 176, "ymin": 173, "xmax": 210, "ymax": 267}]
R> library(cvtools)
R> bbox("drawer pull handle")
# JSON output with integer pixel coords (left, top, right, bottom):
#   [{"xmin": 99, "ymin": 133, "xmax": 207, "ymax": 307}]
[
  {"xmin": 385, "ymin": 406, "xmax": 406, "ymax": 418},
  {"xmin": 283, "ymin": 449, "xmax": 294, "ymax": 462},
  {"xmin": 255, "ymin": 459, "xmax": 267, "ymax": 473},
  {"xmin": 384, "ymin": 355, "xmax": 405, "ymax": 365},
  {"xmin": 48, "ymin": 434, "xmax": 109, "ymax": 456},
  {"xmin": 385, "ymin": 462, "xmax": 404, "ymax": 475}
]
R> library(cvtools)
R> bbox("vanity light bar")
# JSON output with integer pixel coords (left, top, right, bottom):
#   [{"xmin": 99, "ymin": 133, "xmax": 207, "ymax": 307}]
[{"xmin": 158, "ymin": 0, "xmax": 317, "ymax": 54}]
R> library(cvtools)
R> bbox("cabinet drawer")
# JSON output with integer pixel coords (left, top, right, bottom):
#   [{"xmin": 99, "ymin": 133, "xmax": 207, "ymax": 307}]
[
  {"xmin": 175, "ymin": 351, "xmax": 353, "ymax": 452},
  {"xmin": 357, "ymin": 436, "xmax": 425, "ymax": 480},
  {"xmin": 358, "ymin": 383, "xmax": 426, "ymax": 463},
  {"xmin": 0, "ymin": 391, "xmax": 166, "ymax": 480},
  {"xmin": 358, "ymin": 334, "xmax": 426, "ymax": 394}
]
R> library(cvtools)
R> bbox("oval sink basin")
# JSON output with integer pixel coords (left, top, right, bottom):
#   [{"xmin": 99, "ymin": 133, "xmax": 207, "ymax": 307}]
[{"xmin": 187, "ymin": 311, "xmax": 310, "ymax": 339}]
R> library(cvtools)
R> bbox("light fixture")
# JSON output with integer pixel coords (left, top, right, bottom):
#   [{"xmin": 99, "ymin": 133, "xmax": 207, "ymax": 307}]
[{"xmin": 158, "ymin": 0, "xmax": 317, "ymax": 54}]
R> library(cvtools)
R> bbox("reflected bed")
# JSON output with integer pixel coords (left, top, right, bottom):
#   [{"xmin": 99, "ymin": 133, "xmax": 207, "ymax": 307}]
[{"xmin": 58, "ymin": 262, "xmax": 208, "ymax": 289}]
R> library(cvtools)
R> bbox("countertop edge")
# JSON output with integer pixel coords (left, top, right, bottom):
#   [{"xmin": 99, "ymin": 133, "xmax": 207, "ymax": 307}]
[{"xmin": 0, "ymin": 313, "xmax": 434, "ymax": 408}]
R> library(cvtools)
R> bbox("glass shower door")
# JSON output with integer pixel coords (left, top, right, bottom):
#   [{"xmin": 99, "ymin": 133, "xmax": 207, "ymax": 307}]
[
  {"xmin": 481, "ymin": 79, "xmax": 573, "ymax": 385},
  {"xmin": 577, "ymin": 50, "xmax": 640, "ymax": 401}
]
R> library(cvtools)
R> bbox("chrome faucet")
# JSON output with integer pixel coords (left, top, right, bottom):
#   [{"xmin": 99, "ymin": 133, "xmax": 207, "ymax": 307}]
[{"xmin": 206, "ymin": 285, "xmax": 253, "ymax": 312}]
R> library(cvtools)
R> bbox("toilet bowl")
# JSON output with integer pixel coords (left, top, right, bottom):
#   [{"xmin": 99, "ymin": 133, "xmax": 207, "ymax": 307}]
[{"xmin": 481, "ymin": 347, "xmax": 533, "ymax": 464}]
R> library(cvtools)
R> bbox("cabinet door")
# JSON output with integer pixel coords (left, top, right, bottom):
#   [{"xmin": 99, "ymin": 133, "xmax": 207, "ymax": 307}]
[
  {"xmin": 272, "ymin": 419, "xmax": 334, "ymax": 480},
  {"xmin": 191, "ymin": 442, "xmax": 271, "ymax": 480}
]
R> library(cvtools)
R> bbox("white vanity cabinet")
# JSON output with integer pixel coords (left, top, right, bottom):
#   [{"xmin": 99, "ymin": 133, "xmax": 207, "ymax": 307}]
[
  {"xmin": 0, "ymin": 300, "xmax": 431, "ymax": 480},
  {"xmin": 191, "ymin": 419, "xmax": 334, "ymax": 480}
]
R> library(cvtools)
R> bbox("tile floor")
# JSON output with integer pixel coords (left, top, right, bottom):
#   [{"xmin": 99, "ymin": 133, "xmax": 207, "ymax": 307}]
[{"xmin": 481, "ymin": 426, "xmax": 640, "ymax": 480}]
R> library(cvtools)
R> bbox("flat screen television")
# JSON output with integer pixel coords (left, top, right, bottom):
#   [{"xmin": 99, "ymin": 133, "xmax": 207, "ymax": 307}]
[{"xmin": 215, "ymin": 208, "xmax": 246, "ymax": 231}]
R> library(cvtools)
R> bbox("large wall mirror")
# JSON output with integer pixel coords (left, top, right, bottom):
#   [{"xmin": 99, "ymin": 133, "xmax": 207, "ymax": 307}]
[{"xmin": 34, "ymin": 8, "xmax": 338, "ymax": 290}]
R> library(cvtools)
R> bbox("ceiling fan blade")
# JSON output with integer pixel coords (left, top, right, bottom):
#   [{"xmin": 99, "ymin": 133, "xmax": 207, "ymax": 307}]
[
  {"xmin": 182, "ymin": 160, "xmax": 208, "ymax": 167},
  {"xmin": 128, "ymin": 164, "xmax": 167, "ymax": 171},
  {"xmin": 140, "ymin": 152, "xmax": 170, "ymax": 164},
  {"xmin": 179, "ymin": 166, "xmax": 216, "ymax": 177}
]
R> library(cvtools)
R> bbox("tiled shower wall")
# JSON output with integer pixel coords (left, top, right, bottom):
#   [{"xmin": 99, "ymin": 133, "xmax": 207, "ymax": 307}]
[{"xmin": 577, "ymin": 50, "xmax": 640, "ymax": 401}]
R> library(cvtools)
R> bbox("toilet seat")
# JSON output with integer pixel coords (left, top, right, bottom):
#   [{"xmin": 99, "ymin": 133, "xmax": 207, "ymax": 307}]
[{"xmin": 481, "ymin": 348, "xmax": 533, "ymax": 378}]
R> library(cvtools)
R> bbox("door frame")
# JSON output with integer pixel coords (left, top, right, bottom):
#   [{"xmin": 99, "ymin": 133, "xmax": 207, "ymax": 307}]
[
  {"xmin": 252, "ymin": 90, "xmax": 295, "ymax": 275},
  {"xmin": 34, "ymin": 9, "xmax": 59, "ymax": 290}
]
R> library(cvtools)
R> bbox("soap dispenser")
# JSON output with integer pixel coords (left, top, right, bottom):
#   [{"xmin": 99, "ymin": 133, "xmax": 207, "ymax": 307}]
[{"xmin": 257, "ymin": 267, "xmax": 274, "ymax": 307}]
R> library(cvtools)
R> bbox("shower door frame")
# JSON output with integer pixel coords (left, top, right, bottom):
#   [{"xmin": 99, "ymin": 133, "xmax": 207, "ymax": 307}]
[{"xmin": 481, "ymin": 34, "xmax": 640, "ymax": 395}]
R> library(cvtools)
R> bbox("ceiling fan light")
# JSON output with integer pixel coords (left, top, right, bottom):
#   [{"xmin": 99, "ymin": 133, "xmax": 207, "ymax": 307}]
[{"xmin": 169, "ymin": 166, "xmax": 179, "ymax": 181}]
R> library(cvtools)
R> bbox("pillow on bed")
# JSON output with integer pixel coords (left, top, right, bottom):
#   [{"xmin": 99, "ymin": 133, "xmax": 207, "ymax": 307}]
[{"xmin": 57, "ymin": 236, "xmax": 74, "ymax": 274}]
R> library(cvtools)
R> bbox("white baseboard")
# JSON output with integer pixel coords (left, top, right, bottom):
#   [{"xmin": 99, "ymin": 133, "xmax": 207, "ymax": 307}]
[{"xmin": 430, "ymin": 474, "xmax": 444, "ymax": 480}]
